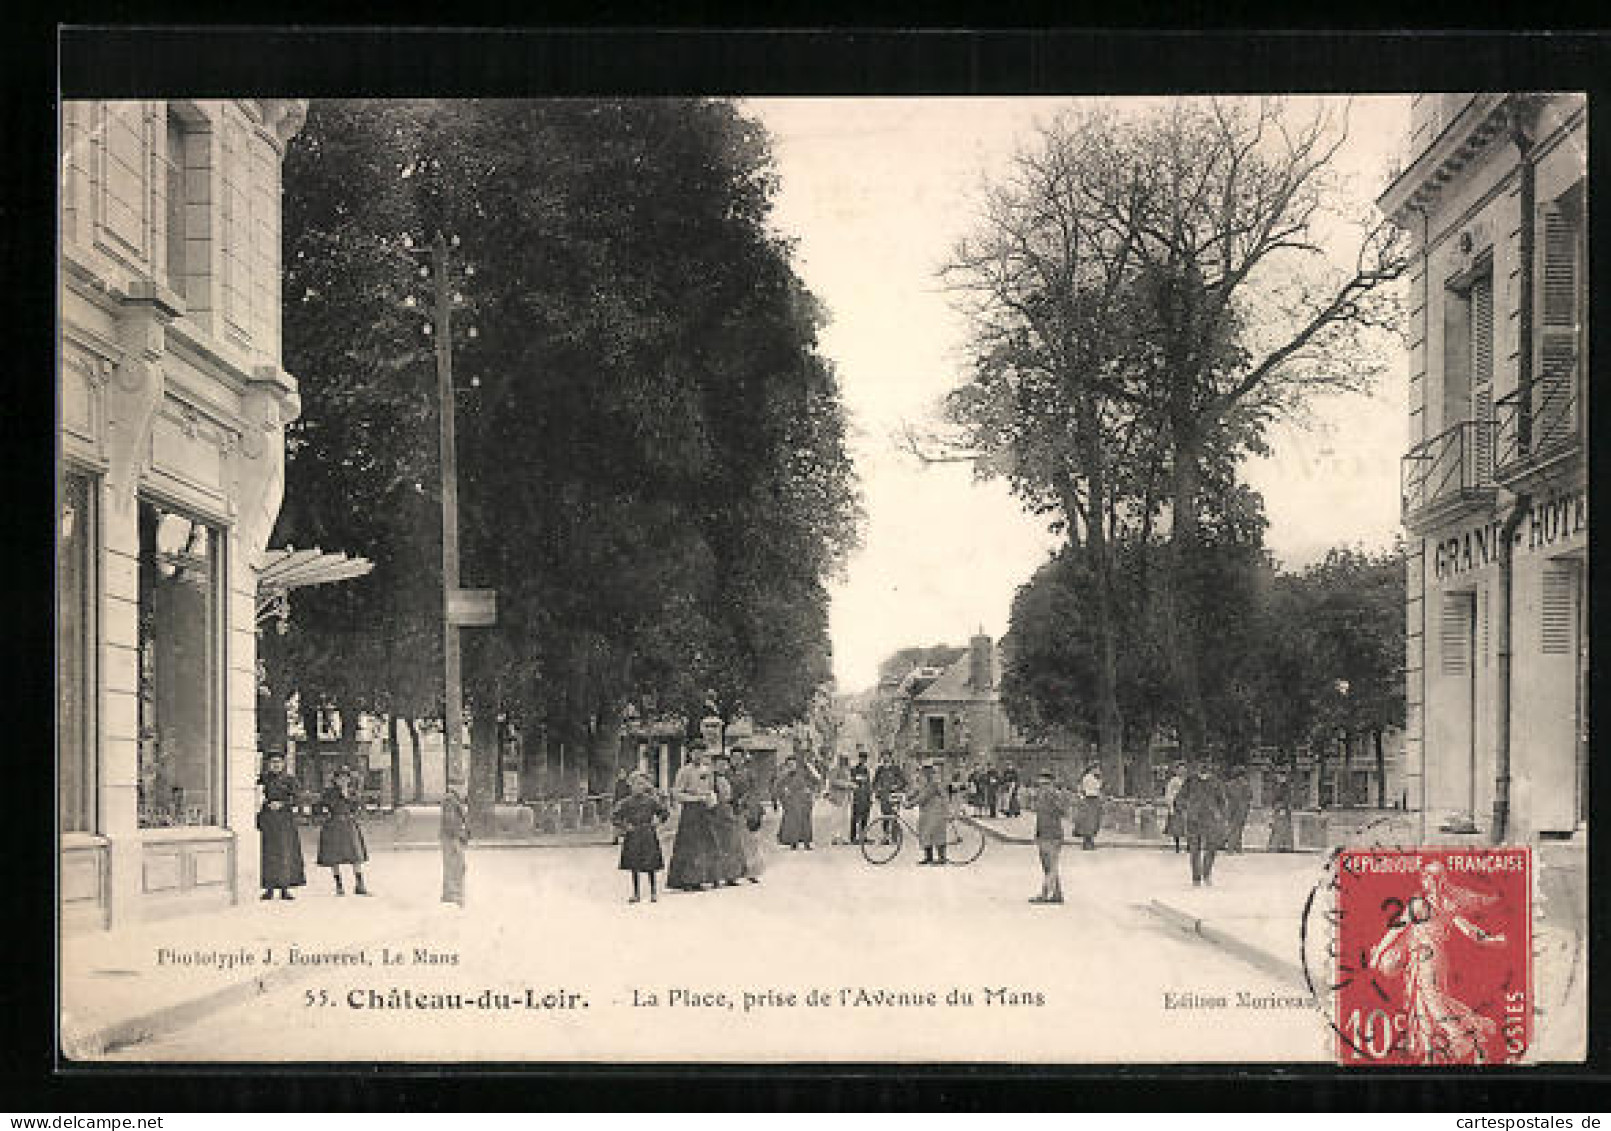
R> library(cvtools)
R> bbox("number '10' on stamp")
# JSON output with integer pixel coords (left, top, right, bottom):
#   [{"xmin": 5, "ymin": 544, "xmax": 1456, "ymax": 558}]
[{"xmin": 1333, "ymin": 846, "xmax": 1531, "ymax": 1066}]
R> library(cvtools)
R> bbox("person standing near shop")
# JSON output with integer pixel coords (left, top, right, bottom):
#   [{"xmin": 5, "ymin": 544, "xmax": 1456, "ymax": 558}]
[
  {"xmin": 256, "ymin": 752, "xmax": 306, "ymax": 902},
  {"xmin": 849, "ymin": 750, "xmax": 873, "ymax": 845},
  {"xmin": 1221, "ymin": 764, "xmax": 1252, "ymax": 853},
  {"xmin": 1179, "ymin": 761, "xmax": 1228, "ymax": 887},
  {"xmin": 912, "ymin": 761, "xmax": 949, "ymax": 866},
  {"xmin": 1073, "ymin": 762, "xmax": 1104, "ymax": 850},
  {"xmin": 316, "ymin": 765, "xmax": 371, "ymax": 897},
  {"xmin": 1029, "ymin": 769, "xmax": 1070, "ymax": 904}
]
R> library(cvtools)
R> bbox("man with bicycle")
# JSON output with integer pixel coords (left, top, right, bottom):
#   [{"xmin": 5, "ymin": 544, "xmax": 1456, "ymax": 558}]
[{"xmin": 871, "ymin": 750, "xmax": 907, "ymax": 844}]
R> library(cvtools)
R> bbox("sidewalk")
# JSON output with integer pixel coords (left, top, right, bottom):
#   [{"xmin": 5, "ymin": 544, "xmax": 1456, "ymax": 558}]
[{"xmin": 59, "ymin": 839, "xmax": 570, "ymax": 1059}]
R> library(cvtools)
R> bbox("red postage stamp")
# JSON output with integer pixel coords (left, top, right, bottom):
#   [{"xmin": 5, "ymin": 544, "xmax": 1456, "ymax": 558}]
[{"xmin": 1333, "ymin": 847, "xmax": 1531, "ymax": 1066}]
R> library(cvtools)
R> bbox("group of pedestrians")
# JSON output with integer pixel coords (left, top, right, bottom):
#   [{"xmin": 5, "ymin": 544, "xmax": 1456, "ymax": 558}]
[
  {"xmin": 635, "ymin": 744, "xmax": 768, "ymax": 898},
  {"xmin": 255, "ymin": 752, "xmax": 374, "ymax": 902},
  {"xmin": 1159, "ymin": 760, "xmax": 1295, "ymax": 886},
  {"xmin": 959, "ymin": 763, "xmax": 1020, "ymax": 818}
]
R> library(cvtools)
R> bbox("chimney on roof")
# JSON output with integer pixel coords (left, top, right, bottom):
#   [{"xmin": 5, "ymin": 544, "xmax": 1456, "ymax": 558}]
[{"xmin": 968, "ymin": 632, "xmax": 992, "ymax": 692}]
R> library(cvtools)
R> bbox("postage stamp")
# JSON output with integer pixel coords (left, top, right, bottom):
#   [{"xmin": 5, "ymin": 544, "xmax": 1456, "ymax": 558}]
[{"xmin": 1330, "ymin": 847, "xmax": 1532, "ymax": 1066}]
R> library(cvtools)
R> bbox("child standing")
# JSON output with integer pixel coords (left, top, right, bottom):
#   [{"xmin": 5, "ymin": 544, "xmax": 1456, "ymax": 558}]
[
  {"xmin": 1030, "ymin": 769, "xmax": 1070, "ymax": 904},
  {"xmin": 613, "ymin": 771, "xmax": 669, "ymax": 903},
  {"xmin": 316, "ymin": 765, "xmax": 371, "ymax": 896}
]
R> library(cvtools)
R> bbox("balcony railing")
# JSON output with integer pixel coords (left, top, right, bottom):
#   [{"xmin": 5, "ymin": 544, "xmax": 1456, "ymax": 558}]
[
  {"xmin": 1401, "ymin": 420, "xmax": 1495, "ymax": 528},
  {"xmin": 1494, "ymin": 365, "xmax": 1583, "ymax": 477}
]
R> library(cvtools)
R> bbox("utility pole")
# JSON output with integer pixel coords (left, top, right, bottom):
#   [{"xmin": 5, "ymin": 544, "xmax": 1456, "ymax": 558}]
[{"xmin": 433, "ymin": 231, "xmax": 466, "ymax": 794}]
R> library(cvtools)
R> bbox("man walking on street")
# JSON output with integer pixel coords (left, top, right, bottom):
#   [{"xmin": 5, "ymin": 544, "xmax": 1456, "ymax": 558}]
[
  {"xmin": 1029, "ymin": 770, "xmax": 1069, "ymax": 904},
  {"xmin": 1178, "ymin": 761, "xmax": 1228, "ymax": 887}
]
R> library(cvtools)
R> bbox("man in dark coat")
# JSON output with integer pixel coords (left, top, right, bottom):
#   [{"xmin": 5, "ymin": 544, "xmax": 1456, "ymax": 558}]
[
  {"xmin": 1178, "ymin": 762, "xmax": 1228, "ymax": 887},
  {"xmin": 983, "ymin": 764, "xmax": 1001, "ymax": 818},
  {"xmin": 1221, "ymin": 764, "xmax": 1253, "ymax": 853},
  {"xmin": 849, "ymin": 751, "xmax": 873, "ymax": 844}
]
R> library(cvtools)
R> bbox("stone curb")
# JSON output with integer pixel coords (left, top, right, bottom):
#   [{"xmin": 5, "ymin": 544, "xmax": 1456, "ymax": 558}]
[
  {"xmin": 387, "ymin": 837, "xmax": 614, "ymax": 850},
  {"xmin": 961, "ymin": 815, "xmax": 1318, "ymax": 854},
  {"xmin": 64, "ymin": 914, "xmax": 443, "ymax": 1059},
  {"xmin": 1146, "ymin": 899, "xmax": 1308, "ymax": 989}
]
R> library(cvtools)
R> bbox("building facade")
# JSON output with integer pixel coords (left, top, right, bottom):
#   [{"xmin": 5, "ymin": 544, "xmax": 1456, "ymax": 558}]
[
  {"xmin": 1380, "ymin": 93, "xmax": 1587, "ymax": 843},
  {"xmin": 59, "ymin": 100, "xmax": 308, "ymax": 928}
]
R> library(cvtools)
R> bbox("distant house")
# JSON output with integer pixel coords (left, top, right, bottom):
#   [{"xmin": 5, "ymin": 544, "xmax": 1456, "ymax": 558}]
[{"xmin": 873, "ymin": 634, "xmax": 1059, "ymax": 774}]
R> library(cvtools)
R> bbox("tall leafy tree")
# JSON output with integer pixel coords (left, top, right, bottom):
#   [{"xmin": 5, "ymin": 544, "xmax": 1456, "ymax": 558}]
[{"xmin": 276, "ymin": 98, "xmax": 860, "ymax": 825}]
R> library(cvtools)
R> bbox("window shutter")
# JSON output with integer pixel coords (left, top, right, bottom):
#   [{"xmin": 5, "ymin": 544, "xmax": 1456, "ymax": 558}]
[
  {"xmin": 1536, "ymin": 204, "xmax": 1581, "ymax": 449},
  {"xmin": 1541, "ymin": 566, "xmax": 1577, "ymax": 656},
  {"xmin": 1441, "ymin": 594, "xmax": 1471, "ymax": 675},
  {"xmin": 1470, "ymin": 274, "xmax": 1494, "ymax": 477},
  {"xmin": 1478, "ymin": 588, "xmax": 1490, "ymax": 667}
]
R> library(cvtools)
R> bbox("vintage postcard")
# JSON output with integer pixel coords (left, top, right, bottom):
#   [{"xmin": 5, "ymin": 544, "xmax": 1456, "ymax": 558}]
[{"xmin": 56, "ymin": 54, "xmax": 1588, "ymax": 1064}]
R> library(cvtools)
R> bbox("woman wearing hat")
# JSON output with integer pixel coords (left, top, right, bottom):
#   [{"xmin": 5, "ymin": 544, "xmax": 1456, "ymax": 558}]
[
  {"xmin": 776, "ymin": 754, "xmax": 821, "ymax": 850},
  {"xmin": 708, "ymin": 751, "xmax": 746, "ymax": 886},
  {"xmin": 667, "ymin": 743, "xmax": 720, "ymax": 891},
  {"xmin": 1073, "ymin": 762, "xmax": 1103, "ymax": 850},
  {"xmin": 256, "ymin": 752, "xmax": 306, "ymax": 901},
  {"xmin": 316, "ymin": 764, "xmax": 370, "ymax": 896}
]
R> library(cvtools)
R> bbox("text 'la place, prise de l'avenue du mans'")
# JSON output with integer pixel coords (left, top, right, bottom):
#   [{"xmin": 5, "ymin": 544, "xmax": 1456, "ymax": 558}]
[{"xmin": 631, "ymin": 986, "xmax": 1047, "ymax": 1012}]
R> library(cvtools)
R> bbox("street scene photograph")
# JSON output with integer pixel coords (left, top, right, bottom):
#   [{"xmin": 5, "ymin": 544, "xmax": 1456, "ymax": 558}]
[{"xmin": 55, "ymin": 86, "xmax": 1587, "ymax": 1064}]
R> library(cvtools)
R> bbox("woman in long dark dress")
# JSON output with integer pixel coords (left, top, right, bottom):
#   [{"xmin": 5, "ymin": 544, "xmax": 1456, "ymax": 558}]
[
  {"xmin": 776, "ymin": 755, "xmax": 820, "ymax": 849},
  {"xmin": 708, "ymin": 752, "xmax": 746, "ymax": 886},
  {"xmin": 316, "ymin": 765, "xmax": 370, "ymax": 896},
  {"xmin": 257, "ymin": 752, "xmax": 306, "ymax": 900},
  {"xmin": 666, "ymin": 747, "xmax": 719, "ymax": 891},
  {"xmin": 612, "ymin": 771, "xmax": 668, "ymax": 903},
  {"xmin": 730, "ymin": 751, "xmax": 765, "ymax": 882}
]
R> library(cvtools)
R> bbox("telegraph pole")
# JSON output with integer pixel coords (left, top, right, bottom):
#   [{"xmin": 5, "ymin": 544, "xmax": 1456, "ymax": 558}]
[{"xmin": 433, "ymin": 231, "xmax": 466, "ymax": 795}]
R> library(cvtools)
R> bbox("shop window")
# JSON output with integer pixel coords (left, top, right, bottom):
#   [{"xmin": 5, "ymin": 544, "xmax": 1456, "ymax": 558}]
[
  {"xmin": 137, "ymin": 498, "xmax": 222, "ymax": 828},
  {"xmin": 59, "ymin": 472, "xmax": 95, "ymax": 833}
]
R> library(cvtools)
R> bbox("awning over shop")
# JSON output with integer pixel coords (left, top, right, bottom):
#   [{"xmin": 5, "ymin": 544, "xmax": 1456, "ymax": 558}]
[{"xmin": 255, "ymin": 546, "xmax": 374, "ymax": 627}]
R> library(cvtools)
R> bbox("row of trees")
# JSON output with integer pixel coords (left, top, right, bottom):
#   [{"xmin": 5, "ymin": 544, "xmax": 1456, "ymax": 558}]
[
  {"xmin": 1001, "ymin": 543, "xmax": 1405, "ymax": 802},
  {"xmin": 930, "ymin": 98, "xmax": 1408, "ymax": 782},
  {"xmin": 263, "ymin": 99, "xmax": 861, "ymax": 828}
]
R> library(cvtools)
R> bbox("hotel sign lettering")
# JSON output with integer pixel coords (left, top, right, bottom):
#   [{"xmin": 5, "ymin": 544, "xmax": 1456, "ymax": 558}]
[{"xmin": 1434, "ymin": 490, "xmax": 1586, "ymax": 580}]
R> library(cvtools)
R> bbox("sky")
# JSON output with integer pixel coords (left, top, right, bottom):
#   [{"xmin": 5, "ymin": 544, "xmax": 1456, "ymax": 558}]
[{"xmin": 744, "ymin": 96, "xmax": 1412, "ymax": 694}]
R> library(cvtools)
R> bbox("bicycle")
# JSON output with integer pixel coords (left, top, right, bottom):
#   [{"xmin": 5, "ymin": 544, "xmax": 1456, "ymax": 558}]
[{"xmin": 859, "ymin": 794, "xmax": 986, "ymax": 866}]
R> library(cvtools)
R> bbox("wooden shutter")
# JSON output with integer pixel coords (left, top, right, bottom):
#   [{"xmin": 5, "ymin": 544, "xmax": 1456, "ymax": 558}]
[
  {"xmin": 1536, "ymin": 203, "xmax": 1581, "ymax": 447},
  {"xmin": 1478, "ymin": 588, "xmax": 1490, "ymax": 667},
  {"xmin": 1470, "ymin": 274, "xmax": 1494, "ymax": 478},
  {"xmin": 1541, "ymin": 565, "xmax": 1577, "ymax": 656},
  {"xmin": 1441, "ymin": 594, "xmax": 1472, "ymax": 675}
]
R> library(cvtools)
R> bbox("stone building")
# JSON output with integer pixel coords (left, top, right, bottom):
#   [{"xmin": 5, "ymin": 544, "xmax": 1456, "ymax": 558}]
[
  {"xmin": 1379, "ymin": 93, "xmax": 1587, "ymax": 842},
  {"xmin": 58, "ymin": 100, "xmax": 308, "ymax": 927}
]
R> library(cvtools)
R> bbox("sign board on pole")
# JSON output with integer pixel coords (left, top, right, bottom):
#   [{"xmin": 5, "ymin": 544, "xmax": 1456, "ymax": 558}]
[{"xmin": 447, "ymin": 587, "xmax": 497, "ymax": 627}]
